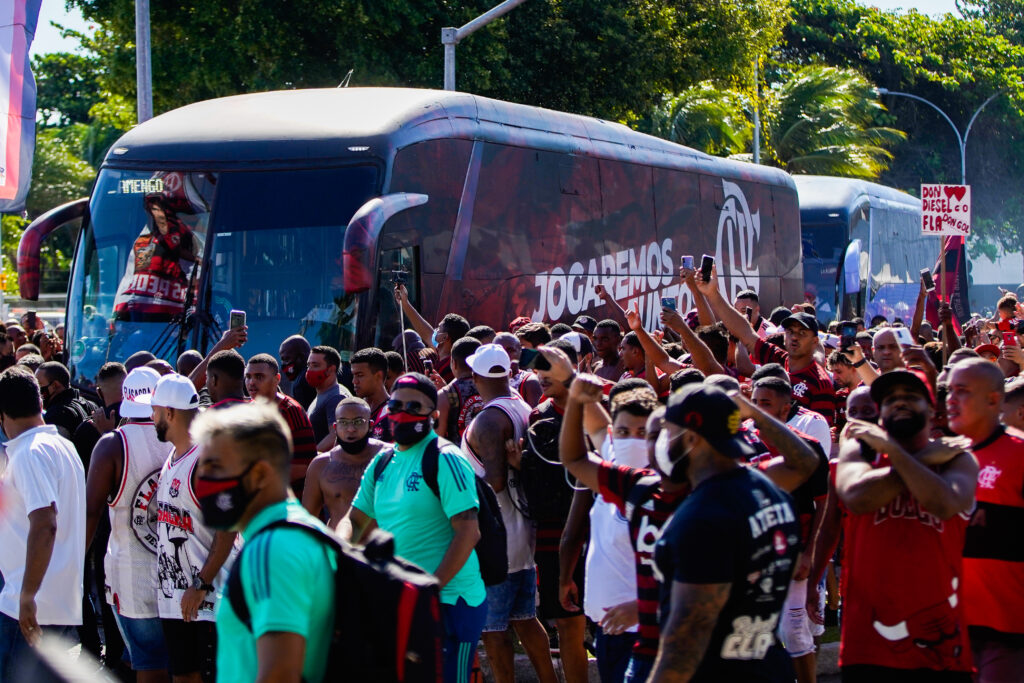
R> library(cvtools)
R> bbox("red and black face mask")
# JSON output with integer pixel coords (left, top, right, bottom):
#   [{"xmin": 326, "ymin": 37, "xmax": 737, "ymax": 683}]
[{"xmin": 194, "ymin": 462, "xmax": 257, "ymax": 531}]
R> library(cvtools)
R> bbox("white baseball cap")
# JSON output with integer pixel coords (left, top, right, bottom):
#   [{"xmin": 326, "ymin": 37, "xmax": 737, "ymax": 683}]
[
  {"xmin": 146, "ymin": 373, "xmax": 200, "ymax": 410},
  {"xmin": 466, "ymin": 343, "xmax": 511, "ymax": 378},
  {"xmin": 120, "ymin": 367, "xmax": 162, "ymax": 419}
]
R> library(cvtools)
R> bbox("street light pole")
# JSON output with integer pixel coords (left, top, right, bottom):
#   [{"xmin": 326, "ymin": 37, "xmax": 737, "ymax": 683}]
[
  {"xmin": 442, "ymin": 0, "xmax": 530, "ymax": 91},
  {"xmin": 135, "ymin": 0, "xmax": 153, "ymax": 122},
  {"xmin": 876, "ymin": 88, "xmax": 1000, "ymax": 185}
]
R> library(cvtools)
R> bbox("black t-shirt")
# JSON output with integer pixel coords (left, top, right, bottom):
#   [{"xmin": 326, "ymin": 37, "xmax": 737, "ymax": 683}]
[{"xmin": 654, "ymin": 466, "xmax": 799, "ymax": 682}]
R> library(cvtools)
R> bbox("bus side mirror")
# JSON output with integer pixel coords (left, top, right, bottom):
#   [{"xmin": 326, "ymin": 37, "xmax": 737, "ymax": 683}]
[
  {"xmin": 343, "ymin": 193, "xmax": 428, "ymax": 294},
  {"xmin": 18, "ymin": 198, "xmax": 89, "ymax": 300}
]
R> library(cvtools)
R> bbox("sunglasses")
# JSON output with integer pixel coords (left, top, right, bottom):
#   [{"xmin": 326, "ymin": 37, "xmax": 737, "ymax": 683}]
[{"xmin": 386, "ymin": 399, "xmax": 433, "ymax": 415}]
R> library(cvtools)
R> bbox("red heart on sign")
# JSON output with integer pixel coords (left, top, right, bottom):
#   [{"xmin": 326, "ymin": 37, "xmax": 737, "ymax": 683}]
[{"xmin": 944, "ymin": 185, "xmax": 967, "ymax": 202}]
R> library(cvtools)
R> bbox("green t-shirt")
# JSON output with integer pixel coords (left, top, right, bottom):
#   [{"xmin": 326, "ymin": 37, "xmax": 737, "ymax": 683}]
[
  {"xmin": 215, "ymin": 498, "xmax": 337, "ymax": 683},
  {"xmin": 352, "ymin": 432, "xmax": 486, "ymax": 607}
]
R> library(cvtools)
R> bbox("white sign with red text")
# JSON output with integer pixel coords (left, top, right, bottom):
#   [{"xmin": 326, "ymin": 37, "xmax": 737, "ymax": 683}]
[{"xmin": 921, "ymin": 184, "xmax": 971, "ymax": 237}]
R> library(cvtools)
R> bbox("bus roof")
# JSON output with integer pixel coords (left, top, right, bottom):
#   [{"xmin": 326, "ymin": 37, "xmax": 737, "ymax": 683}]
[
  {"xmin": 793, "ymin": 175, "xmax": 920, "ymax": 223},
  {"xmin": 105, "ymin": 87, "xmax": 795, "ymax": 188}
]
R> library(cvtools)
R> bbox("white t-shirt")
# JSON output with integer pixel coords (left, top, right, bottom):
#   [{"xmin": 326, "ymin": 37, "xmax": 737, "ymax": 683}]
[
  {"xmin": 583, "ymin": 435, "xmax": 647, "ymax": 628},
  {"xmin": 788, "ymin": 407, "xmax": 832, "ymax": 451},
  {"xmin": 0, "ymin": 424, "xmax": 86, "ymax": 625}
]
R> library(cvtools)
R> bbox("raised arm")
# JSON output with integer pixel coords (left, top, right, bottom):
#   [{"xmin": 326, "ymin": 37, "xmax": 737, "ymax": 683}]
[
  {"xmin": 835, "ymin": 429, "xmax": 904, "ymax": 515},
  {"xmin": 660, "ymin": 308, "xmax": 725, "ymax": 376},
  {"xmin": 680, "ymin": 264, "xmax": 716, "ymax": 327},
  {"xmin": 394, "ymin": 283, "xmax": 436, "ymax": 349},
  {"xmin": 189, "ymin": 326, "xmax": 248, "ymax": 390},
  {"xmin": 842, "ymin": 343, "xmax": 880, "ymax": 386},
  {"xmin": 626, "ymin": 302, "xmax": 685, "ymax": 377},
  {"xmin": 595, "ymin": 284, "xmax": 629, "ymax": 328},
  {"xmin": 692, "ymin": 265, "xmax": 758, "ymax": 352},
  {"xmin": 910, "ymin": 279, "xmax": 927, "ymax": 341},
  {"xmin": 557, "ymin": 373, "xmax": 608, "ymax": 493}
]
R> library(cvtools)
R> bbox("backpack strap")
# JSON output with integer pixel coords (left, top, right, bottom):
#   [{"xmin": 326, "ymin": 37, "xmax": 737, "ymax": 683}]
[
  {"xmin": 420, "ymin": 437, "xmax": 446, "ymax": 500},
  {"xmin": 372, "ymin": 447, "xmax": 396, "ymax": 484},
  {"xmin": 227, "ymin": 517, "xmax": 344, "ymax": 631},
  {"xmin": 623, "ymin": 474, "xmax": 661, "ymax": 527}
]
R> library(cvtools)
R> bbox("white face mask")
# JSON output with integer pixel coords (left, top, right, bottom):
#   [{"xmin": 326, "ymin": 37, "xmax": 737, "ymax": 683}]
[
  {"xmin": 654, "ymin": 429, "xmax": 676, "ymax": 476},
  {"xmin": 612, "ymin": 437, "xmax": 649, "ymax": 468}
]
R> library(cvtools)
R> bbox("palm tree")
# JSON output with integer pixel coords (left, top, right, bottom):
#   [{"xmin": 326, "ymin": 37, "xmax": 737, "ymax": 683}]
[
  {"xmin": 764, "ymin": 65, "xmax": 905, "ymax": 178},
  {"xmin": 641, "ymin": 65, "xmax": 905, "ymax": 180}
]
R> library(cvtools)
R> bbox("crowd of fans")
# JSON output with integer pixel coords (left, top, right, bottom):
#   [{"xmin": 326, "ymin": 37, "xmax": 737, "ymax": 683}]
[{"xmin": 1, "ymin": 259, "xmax": 1022, "ymax": 683}]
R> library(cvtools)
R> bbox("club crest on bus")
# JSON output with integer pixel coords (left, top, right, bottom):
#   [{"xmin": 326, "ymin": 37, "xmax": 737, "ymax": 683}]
[{"xmin": 716, "ymin": 180, "xmax": 761, "ymax": 301}]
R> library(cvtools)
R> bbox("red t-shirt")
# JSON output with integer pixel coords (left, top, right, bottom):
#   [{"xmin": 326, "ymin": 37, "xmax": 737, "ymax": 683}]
[
  {"xmin": 840, "ymin": 449, "xmax": 972, "ymax": 672},
  {"xmin": 276, "ymin": 393, "xmax": 316, "ymax": 467},
  {"xmin": 963, "ymin": 425, "xmax": 1024, "ymax": 636},
  {"xmin": 753, "ymin": 339, "xmax": 836, "ymax": 426}
]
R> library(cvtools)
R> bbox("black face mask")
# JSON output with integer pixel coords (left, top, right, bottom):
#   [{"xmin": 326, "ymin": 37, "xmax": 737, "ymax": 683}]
[
  {"xmin": 390, "ymin": 413, "xmax": 432, "ymax": 446},
  {"xmin": 883, "ymin": 411, "xmax": 928, "ymax": 439},
  {"xmin": 195, "ymin": 462, "xmax": 257, "ymax": 531},
  {"xmin": 339, "ymin": 433, "xmax": 371, "ymax": 454}
]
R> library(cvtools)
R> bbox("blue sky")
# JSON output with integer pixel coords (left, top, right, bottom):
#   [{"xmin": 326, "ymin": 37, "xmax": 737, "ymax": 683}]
[{"xmin": 29, "ymin": 0, "xmax": 965, "ymax": 56}]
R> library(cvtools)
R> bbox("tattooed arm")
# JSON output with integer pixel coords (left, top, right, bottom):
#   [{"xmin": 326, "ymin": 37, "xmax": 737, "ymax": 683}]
[
  {"xmin": 649, "ymin": 581, "xmax": 731, "ymax": 683},
  {"xmin": 433, "ymin": 509, "xmax": 481, "ymax": 588}
]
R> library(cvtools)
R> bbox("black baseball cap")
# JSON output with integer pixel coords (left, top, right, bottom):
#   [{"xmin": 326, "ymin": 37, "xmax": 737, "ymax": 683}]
[
  {"xmin": 869, "ymin": 369, "xmax": 934, "ymax": 406},
  {"xmin": 572, "ymin": 315, "xmax": 597, "ymax": 334},
  {"xmin": 664, "ymin": 384, "xmax": 755, "ymax": 460},
  {"xmin": 781, "ymin": 312, "xmax": 820, "ymax": 335}
]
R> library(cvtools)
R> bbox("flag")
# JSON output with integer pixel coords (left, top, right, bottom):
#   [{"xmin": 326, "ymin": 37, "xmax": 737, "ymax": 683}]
[
  {"xmin": 925, "ymin": 235, "xmax": 970, "ymax": 335},
  {"xmin": 0, "ymin": 0, "xmax": 41, "ymax": 212}
]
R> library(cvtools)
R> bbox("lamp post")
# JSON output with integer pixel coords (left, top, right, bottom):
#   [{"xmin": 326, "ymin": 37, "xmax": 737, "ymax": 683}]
[
  {"xmin": 442, "ymin": 0, "xmax": 529, "ymax": 91},
  {"xmin": 875, "ymin": 88, "xmax": 1000, "ymax": 185},
  {"xmin": 136, "ymin": 0, "xmax": 153, "ymax": 122}
]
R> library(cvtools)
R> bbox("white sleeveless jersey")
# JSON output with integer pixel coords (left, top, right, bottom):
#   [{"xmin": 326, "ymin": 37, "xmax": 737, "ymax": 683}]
[
  {"xmin": 104, "ymin": 422, "xmax": 171, "ymax": 618},
  {"xmin": 462, "ymin": 394, "xmax": 536, "ymax": 573},
  {"xmin": 154, "ymin": 445, "xmax": 235, "ymax": 621}
]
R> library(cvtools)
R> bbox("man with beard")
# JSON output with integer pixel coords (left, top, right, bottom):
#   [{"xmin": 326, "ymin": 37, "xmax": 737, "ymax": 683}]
[
  {"xmin": 151, "ymin": 374, "xmax": 238, "ymax": 683},
  {"xmin": 302, "ymin": 397, "xmax": 384, "ymax": 534},
  {"xmin": 244, "ymin": 354, "xmax": 317, "ymax": 491},
  {"xmin": 278, "ymin": 335, "xmax": 316, "ymax": 409},
  {"xmin": 836, "ymin": 370, "xmax": 977, "ymax": 681},
  {"xmin": 697, "ymin": 266, "xmax": 835, "ymax": 425},
  {"xmin": 84, "ymin": 367, "xmax": 170, "ymax": 681},
  {"xmin": 946, "ymin": 358, "xmax": 1024, "ymax": 680},
  {"xmin": 36, "ymin": 361, "xmax": 98, "ymax": 440}
]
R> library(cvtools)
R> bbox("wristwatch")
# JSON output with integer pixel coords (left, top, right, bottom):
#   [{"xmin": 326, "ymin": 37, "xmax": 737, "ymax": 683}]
[
  {"xmin": 192, "ymin": 576, "xmax": 215, "ymax": 593},
  {"xmin": 853, "ymin": 358, "xmax": 866, "ymax": 368}
]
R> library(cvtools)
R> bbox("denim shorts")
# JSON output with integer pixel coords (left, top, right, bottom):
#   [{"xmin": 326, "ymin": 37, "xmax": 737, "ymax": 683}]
[
  {"xmin": 482, "ymin": 567, "xmax": 537, "ymax": 632},
  {"xmin": 114, "ymin": 613, "xmax": 169, "ymax": 671}
]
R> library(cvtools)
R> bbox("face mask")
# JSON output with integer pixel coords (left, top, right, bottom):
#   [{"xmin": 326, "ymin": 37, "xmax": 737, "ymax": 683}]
[
  {"xmin": 195, "ymin": 463, "xmax": 257, "ymax": 531},
  {"xmin": 390, "ymin": 411, "xmax": 432, "ymax": 446},
  {"xmin": 612, "ymin": 437, "xmax": 649, "ymax": 469},
  {"xmin": 882, "ymin": 411, "xmax": 927, "ymax": 439},
  {"xmin": 655, "ymin": 430, "xmax": 690, "ymax": 483},
  {"xmin": 339, "ymin": 433, "xmax": 371, "ymax": 454},
  {"xmin": 305, "ymin": 368, "xmax": 331, "ymax": 388},
  {"xmin": 282, "ymin": 363, "xmax": 300, "ymax": 381}
]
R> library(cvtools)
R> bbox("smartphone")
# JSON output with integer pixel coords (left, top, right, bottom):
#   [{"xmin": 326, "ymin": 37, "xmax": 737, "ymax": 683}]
[
  {"xmin": 229, "ymin": 309, "xmax": 246, "ymax": 330},
  {"xmin": 424, "ymin": 359, "xmax": 434, "ymax": 373},
  {"xmin": 894, "ymin": 326, "xmax": 914, "ymax": 346},
  {"xmin": 661, "ymin": 297, "xmax": 677, "ymax": 312},
  {"xmin": 1003, "ymin": 332, "xmax": 1018, "ymax": 347},
  {"xmin": 680, "ymin": 255, "xmax": 694, "ymax": 270},
  {"xmin": 25, "ymin": 311, "xmax": 36, "ymax": 330},
  {"xmin": 920, "ymin": 268, "xmax": 935, "ymax": 292},
  {"xmin": 840, "ymin": 322, "xmax": 857, "ymax": 349},
  {"xmin": 700, "ymin": 255, "xmax": 714, "ymax": 282},
  {"xmin": 520, "ymin": 348, "xmax": 551, "ymax": 372},
  {"xmin": 745, "ymin": 307, "xmax": 754, "ymax": 323}
]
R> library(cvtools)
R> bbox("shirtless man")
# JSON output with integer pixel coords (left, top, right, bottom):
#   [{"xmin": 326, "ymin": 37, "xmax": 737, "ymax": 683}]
[{"xmin": 301, "ymin": 397, "xmax": 384, "ymax": 535}]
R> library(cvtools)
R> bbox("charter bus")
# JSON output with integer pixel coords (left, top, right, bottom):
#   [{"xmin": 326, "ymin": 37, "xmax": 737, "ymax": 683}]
[
  {"xmin": 794, "ymin": 175, "xmax": 929, "ymax": 325},
  {"xmin": 19, "ymin": 88, "xmax": 803, "ymax": 391}
]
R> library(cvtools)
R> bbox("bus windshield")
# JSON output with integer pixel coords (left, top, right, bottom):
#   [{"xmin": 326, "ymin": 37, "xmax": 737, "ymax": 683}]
[
  {"xmin": 802, "ymin": 222, "xmax": 847, "ymax": 323},
  {"xmin": 66, "ymin": 166, "xmax": 380, "ymax": 388}
]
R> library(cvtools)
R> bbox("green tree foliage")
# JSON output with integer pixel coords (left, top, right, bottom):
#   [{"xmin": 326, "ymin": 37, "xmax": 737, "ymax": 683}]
[
  {"xmin": 644, "ymin": 84, "xmax": 752, "ymax": 156},
  {"xmin": 33, "ymin": 51, "xmax": 103, "ymax": 126},
  {"xmin": 28, "ymin": 128, "xmax": 95, "ymax": 217},
  {"xmin": 69, "ymin": 0, "xmax": 790, "ymax": 121}
]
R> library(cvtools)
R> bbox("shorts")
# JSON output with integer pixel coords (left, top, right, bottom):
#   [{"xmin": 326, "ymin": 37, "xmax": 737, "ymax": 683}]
[
  {"xmin": 483, "ymin": 568, "xmax": 537, "ymax": 632},
  {"xmin": 161, "ymin": 618, "xmax": 217, "ymax": 679},
  {"xmin": 779, "ymin": 578, "xmax": 815, "ymax": 657},
  {"xmin": 535, "ymin": 548, "xmax": 585, "ymax": 621},
  {"xmin": 115, "ymin": 614, "xmax": 168, "ymax": 671}
]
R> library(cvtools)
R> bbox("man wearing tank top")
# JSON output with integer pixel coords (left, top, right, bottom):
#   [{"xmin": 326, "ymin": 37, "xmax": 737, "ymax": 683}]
[
  {"xmin": 461, "ymin": 344, "xmax": 558, "ymax": 683},
  {"xmin": 85, "ymin": 367, "xmax": 172, "ymax": 680},
  {"xmin": 150, "ymin": 374, "xmax": 238, "ymax": 683}
]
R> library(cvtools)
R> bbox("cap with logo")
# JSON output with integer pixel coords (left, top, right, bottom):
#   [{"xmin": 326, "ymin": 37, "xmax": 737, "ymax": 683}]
[
  {"xmin": 467, "ymin": 343, "xmax": 511, "ymax": 378},
  {"xmin": 572, "ymin": 316, "xmax": 597, "ymax": 334},
  {"xmin": 664, "ymin": 384, "xmax": 755, "ymax": 460},
  {"xmin": 780, "ymin": 312, "xmax": 820, "ymax": 335},
  {"xmin": 120, "ymin": 366, "xmax": 162, "ymax": 419},
  {"xmin": 145, "ymin": 373, "xmax": 200, "ymax": 410}
]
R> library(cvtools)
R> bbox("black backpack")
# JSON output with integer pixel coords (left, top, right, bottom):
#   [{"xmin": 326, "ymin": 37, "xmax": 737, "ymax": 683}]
[
  {"xmin": 374, "ymin": 437, "xmax": 508, "ymax": 586},
  {"xmin": 517, "ymin": 415, "xmax": 576, "ymax": 523},
  {"xmin": 227, "ymin": 519, "xmax": 442, "ymax": 683}
]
